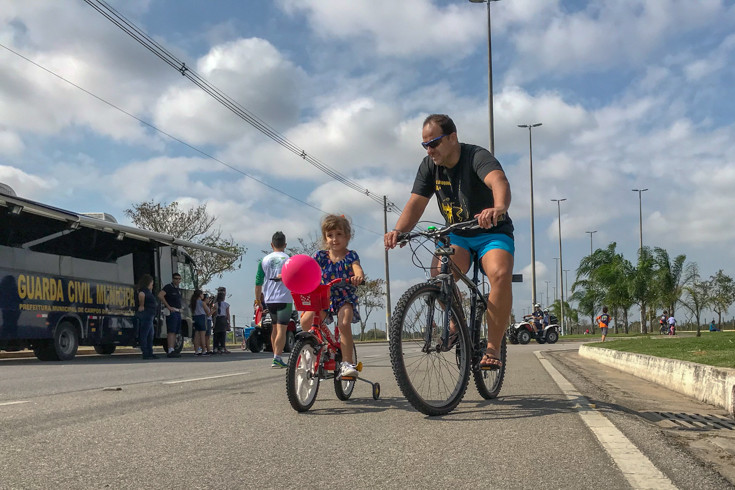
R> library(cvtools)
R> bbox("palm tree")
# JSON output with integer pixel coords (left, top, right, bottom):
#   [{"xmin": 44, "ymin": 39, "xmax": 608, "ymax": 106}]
[
  {"xmin": 629, "ymin": 247, "xmax": 656, "ymax": 333},
  {"xmin": 651, "ymin": 248, "xmax": 695, "ymax": 317}
]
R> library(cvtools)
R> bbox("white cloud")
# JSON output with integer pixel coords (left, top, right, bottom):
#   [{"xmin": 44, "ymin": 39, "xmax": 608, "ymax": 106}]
[
  {"xmin": 153, "ymin": 38, "xmax": 306, "ymax": 146},
  {"xmin": 0, "ymin": 165, "xmax": 54, "ymax": 200},
  {"xmin": 277, "ymin": 0, "xmax": 484, "ymax": 58}
]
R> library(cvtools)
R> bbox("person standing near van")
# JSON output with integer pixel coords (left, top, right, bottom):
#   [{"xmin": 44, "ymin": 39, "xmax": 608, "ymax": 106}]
[
  {"xmin": 254, "ymin": 231, "xmax": 293, "ymax": 369},
  {"xmin": 213, "ymin": 287, "xmax": 231, "ymax": 354},
  {"xmin": 158, "ymin": 272, "xmax": 183, "ymax": 358},
  {"xmin": 136, "ymin": 274, "xmax": 158, "ymax": 359}
]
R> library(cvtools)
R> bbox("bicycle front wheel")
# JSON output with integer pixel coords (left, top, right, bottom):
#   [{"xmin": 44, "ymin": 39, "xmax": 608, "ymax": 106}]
[
  {"xmin": 389, "ymin": 282, "xmax": 471, "ymax": 416},
  {"xmin": 474, "ymin": 335, "xmax": 507, "ymax": 399},
  {"xmin": 286, "ymin": 339, "xmax": 320, "ymax": 412}
]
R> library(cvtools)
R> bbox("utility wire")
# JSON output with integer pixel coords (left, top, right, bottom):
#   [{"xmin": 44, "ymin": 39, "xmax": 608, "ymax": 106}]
[
  {"xmin": 0, "ymin": 41, "xmax": 383, "ymax": 236},
  {"xmin": 83, "ymin": 0, "xmax": 402, "ymax": 214}
]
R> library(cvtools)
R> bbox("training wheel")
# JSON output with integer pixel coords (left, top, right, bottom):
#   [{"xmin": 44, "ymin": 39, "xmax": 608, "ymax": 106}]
[{"xmin": 372, "ymin": 382, "xmax": 381, "ymax": 400}]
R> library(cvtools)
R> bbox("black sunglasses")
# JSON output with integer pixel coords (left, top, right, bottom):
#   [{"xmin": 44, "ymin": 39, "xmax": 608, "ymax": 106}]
[{"xmin": 421, "ymin": 134, "xmax": 447, "ymax": 149}]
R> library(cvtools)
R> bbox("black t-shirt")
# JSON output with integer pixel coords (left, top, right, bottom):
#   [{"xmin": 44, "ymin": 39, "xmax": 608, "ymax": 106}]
[
  {"xmin": 162, "ymin": 283, "xmax": 182, "ymax": 309},
  {"xmin": 411, "ymin": 143, "xmax": 514, "ymax": 238}
]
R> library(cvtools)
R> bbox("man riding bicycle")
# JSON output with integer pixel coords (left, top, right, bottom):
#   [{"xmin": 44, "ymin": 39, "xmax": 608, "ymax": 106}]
[{"xmin": 384, "ymin": 114, "xmax": 514, "ymax": 369}]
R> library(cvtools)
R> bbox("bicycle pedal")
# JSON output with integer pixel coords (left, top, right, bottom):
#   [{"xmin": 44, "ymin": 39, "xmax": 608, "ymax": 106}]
[{"xmin": 341, "ymin": 376, "xmax": 356, "ymax": 381}]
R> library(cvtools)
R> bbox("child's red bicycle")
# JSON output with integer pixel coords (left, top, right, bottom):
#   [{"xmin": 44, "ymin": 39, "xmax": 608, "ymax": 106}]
[{"xmin": 286, "ymin": 278, "xmax": 380, "ymax": 412}]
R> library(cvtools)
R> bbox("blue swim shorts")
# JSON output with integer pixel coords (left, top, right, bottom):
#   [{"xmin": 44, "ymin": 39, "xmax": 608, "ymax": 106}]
[{"xmin": 448, "ymin": 232, "xmax": 515, "ymax": 259}]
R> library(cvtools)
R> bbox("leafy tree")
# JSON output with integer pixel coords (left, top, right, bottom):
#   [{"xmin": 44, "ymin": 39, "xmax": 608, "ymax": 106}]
[
  {"xmin": 356, "ymin": 277, "xmax": 387, "ymax": 340},
  {"xmin": 709, "ymin": 270, "xmax": 735, "ymax": 325},
  {"xmin": 286, "ymin": 232, "xmax": 322, "ymax": 257},
  {"xmin": 124, "ymin": 200, "xmax": 246, "ymax": 288},
  {"xmin": 680, "ymin": 267, "xmax": 711, "ymax": 337}
]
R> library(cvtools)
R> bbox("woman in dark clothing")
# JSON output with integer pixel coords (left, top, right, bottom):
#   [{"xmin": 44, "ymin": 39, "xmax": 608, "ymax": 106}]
[
  {"xmin": 213, "ymin": 290, "xmax": 231, "ymax": 354},
  {"xmin": 136, "ymin": 274, "xmax": 158, "ymax": 359}
]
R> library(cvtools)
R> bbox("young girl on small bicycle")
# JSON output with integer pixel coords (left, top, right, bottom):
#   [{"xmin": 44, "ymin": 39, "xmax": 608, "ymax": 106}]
[{"xmin": 301, "ymin": 214, "xmax": 364, "ymax": 378}]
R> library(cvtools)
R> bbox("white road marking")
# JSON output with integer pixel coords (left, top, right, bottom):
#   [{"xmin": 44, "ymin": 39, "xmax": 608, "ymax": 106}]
[
  {"xmin": 536, "ymin": 351, "xmax": 677, "ymax": 490},
  {"xmin": 162, "ymin": 372, "xmax": 250, "ymax": 385},
  {"xmin": 0, "ymin": 400, "xmax": 30, "ymax": 407}
]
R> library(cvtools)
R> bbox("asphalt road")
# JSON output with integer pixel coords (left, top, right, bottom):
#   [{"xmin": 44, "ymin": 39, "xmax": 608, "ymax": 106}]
[{"xmin": 1, "ymin": 342, "xmax": 732, "ymax": 489}]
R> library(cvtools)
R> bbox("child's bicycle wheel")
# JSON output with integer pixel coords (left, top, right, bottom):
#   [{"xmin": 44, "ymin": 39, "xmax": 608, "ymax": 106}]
[
  {"xmin": 334, "ymin": 344, "xmax": 357, "ymax": 401},
  {"xmin": 286, "ymin": 339, "xmax": 320, "ymax": 412}
]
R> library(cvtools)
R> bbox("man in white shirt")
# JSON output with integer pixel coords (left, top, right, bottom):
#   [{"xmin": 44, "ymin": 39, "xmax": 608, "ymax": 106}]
[{"xmin": 254, "ymin": 231, "xmax": 293, "ymax": 368}]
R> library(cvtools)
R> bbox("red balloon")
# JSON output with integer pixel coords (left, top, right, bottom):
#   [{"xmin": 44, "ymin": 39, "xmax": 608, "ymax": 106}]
[{"xmin": 282, "ymin": 254, "xmax": 322, "ymax": 294}]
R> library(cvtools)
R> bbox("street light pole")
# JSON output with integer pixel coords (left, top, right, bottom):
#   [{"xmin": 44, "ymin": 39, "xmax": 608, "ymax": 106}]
[
  {"xmin": 553, "ymin": 257, "xmax": 559, "ymax": 302},
  {"xmin": 469, "ymin": 0, "xmax": 501, "ymax": 154},
  {"xmin": 632, "ymin": 188, "xmax": 648, "ymax": 334},
  {"xmin": 632, "ymin": 189, "xmax": 648, "ymax": 251},
  {"xmin": 518, "ymin": 123, "xmax": 542, "ymax": 306},
  {"xmin": 585, "ymin": 230, "xmax": 597, "ymax": 255},
  {"xmin": 551, "ymin": 199, "xmax": 567, "ymax": 335},
  {"xmin": 544, "ymin": 280, "xmax": 550, "ymax": 307}
]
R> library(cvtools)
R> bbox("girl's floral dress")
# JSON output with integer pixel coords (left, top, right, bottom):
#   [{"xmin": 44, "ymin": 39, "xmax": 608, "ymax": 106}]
[{"xmin": 313, "ymin": 250, "xmax": 361, "ymax": 324}]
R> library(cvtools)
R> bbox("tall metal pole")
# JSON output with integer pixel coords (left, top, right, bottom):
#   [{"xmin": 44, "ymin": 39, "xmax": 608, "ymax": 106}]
[
  {"xmin": 585, "ymin": 230, "xmax": 597, "ymax": 255},
  {"xmin": 553, "ymin": 257, "xmax": 559, "ymax": 302},
  {"xmin": 564, "ymin": 269, "xmax": 570, "ymax": 299},
  {"xmin": 632, "ymin": 188, "xmax": 648, "ymax": 334},
  {"xmin": 383, "ymin": 196, "xmax": 392, "ymax": 338},
  {"xmin": 552, "ymin": 199, "xmax": 567, "ymax": 335},
  {"xmin": 469, "ymin": 0, "xmax": 501, "ymax": 154},
  {"xmin": 518, "ymin": 123, "xmax": 542, "ymax": 306},
  {"xmin": 632, "ymin": 189, "xmax": 648, "ymax": 251},
  {"xmin": 544, "ymin": 280, "xmax": 550, "ymax": 307}
]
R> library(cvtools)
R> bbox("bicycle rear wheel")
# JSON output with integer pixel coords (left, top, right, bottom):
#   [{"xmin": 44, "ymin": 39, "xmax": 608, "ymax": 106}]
[
  {"xmin": 286, "ymin": 339, "xmax": 320, "ymax": 412},
  {"xmin": 389, "ymin": 282, "xmax": 471, "ymax": 416},
  {"xmin": 334, "ymin": 344, "xmax": 358, "ymax": 400},
  {"xmin": 473, "ymin": 335, "xmax": 507, "ymax": 399}
]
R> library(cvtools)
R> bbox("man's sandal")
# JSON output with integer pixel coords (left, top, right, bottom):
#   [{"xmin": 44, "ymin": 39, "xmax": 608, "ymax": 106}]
[{"xmin": 479, "ymin": 350, "xmax": 503, "ymax": 370}]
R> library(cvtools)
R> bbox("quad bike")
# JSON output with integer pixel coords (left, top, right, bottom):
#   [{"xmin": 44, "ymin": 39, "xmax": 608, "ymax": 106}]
[
  {"xmin": 507, "ymin": 314, "xmax": 559, "ymax": 345},
  {"xmin": 246, "ymin": 306, "xmax": 301, "ymax": 353}
]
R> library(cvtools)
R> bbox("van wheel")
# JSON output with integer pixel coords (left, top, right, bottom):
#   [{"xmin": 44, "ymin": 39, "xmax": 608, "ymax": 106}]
[
  {"xmin": 161, "ymin": 334, "xmax": 184, "ymax": 354},
  {"xmin": 283, "ymin": 331, "xmax": 296, "ymax": 353},
  {"xmin": 33, "ymin": 341, "xmax": 57, "ymax": 361},
  {"xmin": 53, "ymin": 322, "xmax": 79, "ymax": 361},
  {"xmin": 94, "ymin": 344, "xmax": 116, "ymax": 355}
]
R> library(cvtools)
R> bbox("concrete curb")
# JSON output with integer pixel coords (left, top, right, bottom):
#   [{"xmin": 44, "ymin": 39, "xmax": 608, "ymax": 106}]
[{"xmin": 579, "ymin": 344, "xmax": 735, "ymax": 418}]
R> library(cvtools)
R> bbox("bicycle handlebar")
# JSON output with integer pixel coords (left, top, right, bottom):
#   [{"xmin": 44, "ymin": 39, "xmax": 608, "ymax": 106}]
[{"xmin": 397, "ymin": 219, "xmax": 481, "ymax": 245}]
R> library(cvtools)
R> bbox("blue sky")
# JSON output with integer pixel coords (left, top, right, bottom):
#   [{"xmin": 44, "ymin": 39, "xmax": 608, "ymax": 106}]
[{"xmin": 2, "ymin": 0, "xmax": 735, "ymax": 328}]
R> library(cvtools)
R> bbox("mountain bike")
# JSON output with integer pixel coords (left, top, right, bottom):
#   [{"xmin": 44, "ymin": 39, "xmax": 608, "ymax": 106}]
[
  {"xmin": 389, "ymin": 220, "xmax": 507, "ymax": 416},
  {"xmin": 286, "ymin": 278, "xmax": 380, "ymax": 412}
]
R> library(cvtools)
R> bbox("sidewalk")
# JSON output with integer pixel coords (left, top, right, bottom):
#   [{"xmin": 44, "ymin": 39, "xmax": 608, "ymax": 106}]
[{"xmin": 579, "ymin": 344, "xmax": 735, "ymax": 418}]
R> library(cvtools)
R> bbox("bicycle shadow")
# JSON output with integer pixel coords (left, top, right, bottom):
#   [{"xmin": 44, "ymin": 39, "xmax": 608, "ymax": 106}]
[
  {"xmin": 295, "ymin": 395, "xmax": 418, "ymax": 416},
  {"xmin": 436, "ymin": 392, "xmax": 628, "ymax": 422}
]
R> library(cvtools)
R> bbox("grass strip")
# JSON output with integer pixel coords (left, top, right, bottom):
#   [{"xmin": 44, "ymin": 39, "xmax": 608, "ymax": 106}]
[{"xmin": 585, "ymin": 331, "xmax": 735, "ymax": 368}]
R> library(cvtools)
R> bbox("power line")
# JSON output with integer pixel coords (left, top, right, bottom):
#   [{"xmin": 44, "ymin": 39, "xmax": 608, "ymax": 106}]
[
  {"xmin": 0, "ymin": 41, "xmax": 383, "ymax": 236},
  {"xmin": 82, "ymin": 0, "xmax": 402, "ymax": 215}
]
